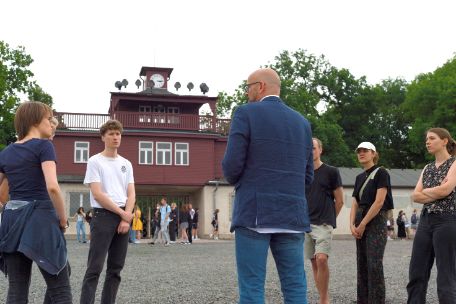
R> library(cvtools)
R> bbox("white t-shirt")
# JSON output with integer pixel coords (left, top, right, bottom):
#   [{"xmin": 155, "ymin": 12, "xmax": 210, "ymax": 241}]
[{"xmin": 84, "ymin": 153, "xmax": 134, "ymax": 208}]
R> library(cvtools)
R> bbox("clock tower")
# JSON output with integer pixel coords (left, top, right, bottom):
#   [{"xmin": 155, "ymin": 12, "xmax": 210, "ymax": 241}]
[{"xmin": 139, "ymin": 66, "xmax": 173, "ymax": 90}]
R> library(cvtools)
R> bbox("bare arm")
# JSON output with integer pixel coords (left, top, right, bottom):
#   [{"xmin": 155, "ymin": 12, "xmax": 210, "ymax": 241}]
[
  {"xmin": 411, "ymin": 170, "xmax": 434, "ymax": 204},
  {"xmin": 422, "ymin": 161, "xmax": 456, "ymax": 199},
  {"xmin": 42, "ymin": 161, "xmax": 67, "ymax": 229},
  {"xmin": 350, "ymin": 198, "xmax": 360, "ymax": 238},
  {"xmin": 333, "ymin": 186, "xmax": 344, "ymax": 217},
  {"xmin": 0, "ymin": 176, "xmax": 9, "ymax": 205},
  {"xmin": 117, "ymin": 183, "xmax": 136, "ymax": 234},
  {"xmin": 89, "ymin": 182, "xmax": 133, "ymax": 223}
]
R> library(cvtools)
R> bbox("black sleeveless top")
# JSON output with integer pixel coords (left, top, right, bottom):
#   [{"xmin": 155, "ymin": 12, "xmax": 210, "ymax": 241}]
[{"xmin": 422, "ymin": 156, "xmax": 456, "ymax": 214}]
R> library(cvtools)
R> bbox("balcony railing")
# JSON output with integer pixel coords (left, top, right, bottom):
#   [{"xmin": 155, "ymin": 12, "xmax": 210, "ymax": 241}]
[{"xmin": 54, "ymin": 112, "xmax": 231, "ymax": 135}]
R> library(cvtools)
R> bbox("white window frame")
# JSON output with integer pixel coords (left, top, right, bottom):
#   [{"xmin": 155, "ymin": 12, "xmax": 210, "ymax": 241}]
[
  {"xmin": 175, "ymin": 142, "xmax": 189, "ymax": 166},
  {"xmin": 138, "ymin": 141, "xmax": 153, "ymax": 165},
  {"xmin": 74, "ymin": 141, "xmax": 90, "ymax": 163},
  {"xmin": 156, "ymin": 142, "xmax": 172, "ymax": 165}
]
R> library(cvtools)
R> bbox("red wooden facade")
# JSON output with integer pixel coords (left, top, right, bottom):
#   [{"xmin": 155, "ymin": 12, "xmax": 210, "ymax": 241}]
[{"xmin": 53, "ymin": 66, "xmax": 230, "ymax": 188}]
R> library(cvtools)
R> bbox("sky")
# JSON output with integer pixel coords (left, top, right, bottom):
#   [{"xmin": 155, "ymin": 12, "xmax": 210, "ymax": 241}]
[{"xmin": 1, "ymin": 0, "xmax": 455, "ymax": 115}]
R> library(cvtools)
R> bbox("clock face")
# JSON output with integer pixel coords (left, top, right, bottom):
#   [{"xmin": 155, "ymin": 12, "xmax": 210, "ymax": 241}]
[{"xmin": 150, "ymin": 73, "xmax": 165, "ymax": 88}]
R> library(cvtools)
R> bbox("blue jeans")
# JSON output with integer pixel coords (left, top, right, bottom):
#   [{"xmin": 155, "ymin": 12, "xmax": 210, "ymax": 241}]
[
  {"xmin": 235, "ymin": 227, "xmax": 307, "ymax": 304},
  {"xmin": 76, "ymin": 220, "xmax": 86, "ymax": 242},
  {"xmin": 129, "ymin": 228, "xmax": 136, "ymax": 243}
]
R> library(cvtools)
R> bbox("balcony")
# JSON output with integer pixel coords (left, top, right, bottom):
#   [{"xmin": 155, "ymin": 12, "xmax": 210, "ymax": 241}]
[{"xmin": 54, "ymin": 112, "xmax": 231, "ymax": 136}]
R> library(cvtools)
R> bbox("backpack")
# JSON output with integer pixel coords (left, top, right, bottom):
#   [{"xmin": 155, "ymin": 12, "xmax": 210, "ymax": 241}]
[{"xmin": 396, "ymin": 216, "xmax": 403, "ymax": 226}]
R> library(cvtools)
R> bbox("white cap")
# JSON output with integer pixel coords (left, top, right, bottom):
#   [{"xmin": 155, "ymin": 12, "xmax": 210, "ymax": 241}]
[{"xmin": 355, "ymin": 142, "xmax": 376, "ymax": 152}]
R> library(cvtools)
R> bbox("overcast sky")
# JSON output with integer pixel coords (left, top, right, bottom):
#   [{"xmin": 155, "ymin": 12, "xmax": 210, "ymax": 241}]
[{"xmin": 1, "ymin": 0, "xmax": 455, "ymax": 114}]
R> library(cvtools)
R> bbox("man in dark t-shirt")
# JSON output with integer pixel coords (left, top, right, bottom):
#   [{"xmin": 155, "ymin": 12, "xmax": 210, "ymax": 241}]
[{"xmin": 305, "ymin": 138, "xmax": 344, "ymax": 304}]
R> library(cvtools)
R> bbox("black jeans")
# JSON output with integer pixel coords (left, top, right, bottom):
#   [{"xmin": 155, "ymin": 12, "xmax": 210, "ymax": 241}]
[
  {"xmin": 407, "ymin": 210, "xmax": 456, "ymax": 304},
  {"xmin": 187, "ymin": 220, "xmax": 193, "ymax": 243},
  {"xmin": 169, "ymin": 221, "xmax": 177, "ymax": 241},
  {"xmin": 3, "ymin": 252, "xmax": 72, "ymax": 304},
  {"xmin": 80, "ymin": 208, "xmax": 129, "ymax": 304},
  {"xmin": 355, "ymin": 209, "xmax": 387, "ymax": 304}
]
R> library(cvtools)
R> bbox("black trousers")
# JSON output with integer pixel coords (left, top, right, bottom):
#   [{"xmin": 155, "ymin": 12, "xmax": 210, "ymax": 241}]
[
  {"xmin": 407, "ymin": 210, "xmax": 456, "ymax": 304},
  {"xmin": 355, "ymin": 209, "xmax": 387, "ymax": 304},
  {"xmin": 187, "ymin": 220, "xmax": 193, "ymax": 243},
  {"xmin": 169, "ymin": 221, "xmax": 177, "ymax": 241},
  {"xmin": 3, "ymin": 252, "xmax": 72, "ymax": 304},
  {"xmin": 80, "ymin": 208, "xmax": 129, "ymax": 304}
]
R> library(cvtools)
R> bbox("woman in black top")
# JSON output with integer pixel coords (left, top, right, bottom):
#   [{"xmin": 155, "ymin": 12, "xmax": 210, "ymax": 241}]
[
  {"xmin": 407, "ymin": 128, "xmax": 456, "ymax": 303},
  {"xmin": 350, "ymin": 141, "xmax": 394, "ymax": 304},
  {"xmin": 396, "ymin": 210, "xmax": 407, "ymax": 239}
]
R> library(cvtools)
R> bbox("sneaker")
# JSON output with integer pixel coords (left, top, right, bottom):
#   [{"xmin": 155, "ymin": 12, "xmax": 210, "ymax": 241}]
[
  {"xmin": 169, "ymin": 241, "xmax": 176, "ymax": 244},
  {"xmin": 214, "ymin": 236, "xmax": 218, "ymax": 240},
  {"xmin": 134, "ymin": 240, "xmax": 140, "ymax": 244},
  {"xmin": 164, "ymin": 242, "xmax": 169, "ymax": 247},
  {"xmin": 149, "ymin": 242, "xmax": 155, "ymax": 245}
]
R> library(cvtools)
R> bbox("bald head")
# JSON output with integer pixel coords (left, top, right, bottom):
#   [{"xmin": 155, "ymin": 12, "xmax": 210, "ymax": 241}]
[{"xmin": 246, "ymin": 68, "xmax": 281, "ymax": 101}]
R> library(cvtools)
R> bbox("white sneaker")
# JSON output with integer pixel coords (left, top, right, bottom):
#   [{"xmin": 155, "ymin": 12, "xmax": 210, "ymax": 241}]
[{"xmin": 214, "ymin": 236, "xmax": 218, "ymax": 240}]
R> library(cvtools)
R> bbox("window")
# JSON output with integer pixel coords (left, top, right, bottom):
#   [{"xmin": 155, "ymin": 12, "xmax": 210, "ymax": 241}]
[
  {"xmin": 175, "ymin": 143, "xmax": 189, "ymax": 165},
  {"xmin": 153, "ymin": 105, "xmax": 166, "ymax": 123},
  {"xmin": 139, "ymin": 141, "xmax": 153, "ymax": 165},
  {"xmin": 156, "ymin": 142, "xmax": 172, "ymax": 165},
  {"xmin": 74, "ymin": 142, "xmax": 89, "ymax": 163},
  {"xmin": 139, "ymin": 106, "xmax": 152, "ymax": 123},
  {"xmin": 69, "ymin": 192, "xmax": 90, "ymax": 216},
  {"xmin": 167, "ymin": 106, "xmax": 180, "ymax": 124}
]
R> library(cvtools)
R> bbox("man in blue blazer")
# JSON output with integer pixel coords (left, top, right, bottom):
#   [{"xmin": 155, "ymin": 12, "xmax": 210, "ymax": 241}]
[{"xmin": 223, "ymin": 68, "xmax": 314, "ymax": 304}]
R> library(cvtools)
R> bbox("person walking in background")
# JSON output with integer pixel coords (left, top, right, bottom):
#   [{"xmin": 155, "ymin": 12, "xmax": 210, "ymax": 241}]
[
  {"xmin": 132, "ymin": 205, "xmax": 143, "ymax": 241},
  {"xmin": 350, "ymin": 141, "xmax": 394, "ymax": 304},
  {"xmin": 210, "ymin": 209, "xmax": 220, "ymax": 240},
  {"xmin": 150, "ymin": 197, "xmax": 171, "ymax": 247},
  {"xmin": 305, "ymin": 137, "xmax": 344, "ymax": 304},
  {"xmin": 410, "ymin": 209, "xmax": 419, "ymax": 236},
  {"xmin": 396, "ymin": 210, "xmax": 407, "ymax": 240},
  {"xmin": 80, "ymin": 120, "xmax": 135, "ymax": 304},
  {"xmin": 74, "ymin": 207, "xmax": 87, "ymax": 243},
  {"xmin": 223, "ymin": 68, "xmax": 313, "ymax": 304},
  {"xmin": 192, "ymin": 208, "xmax": 199, "ymax": 240},
  {"xmin": 0, "ymin": 101, "xmax": 72, "ymax": 303},
  {"xmin": 407, "ymin": 128, "xmax": 456, "ymax": 303},
  {"xmin": 179, "ymin": 204, "xmax": 190, "ymax": 244},
  {"xmin": 169, "ymin": 202, "xmax": 178, "ymax": 243},
  {"xmin": 187, "ymin": 203, "xmax": 194, "ymax": 244}
]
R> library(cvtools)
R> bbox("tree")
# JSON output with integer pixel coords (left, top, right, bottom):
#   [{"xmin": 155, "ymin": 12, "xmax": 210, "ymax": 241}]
[
  {"xmin": 0, "ymin": 41, "xmax": 34, "ymax": 148},
  {"xmin": 402, "ymin": 56, "xmax": 456, "ymax": 167},
  {"xmin": 28, "ymin": 84, "xmax": 53, "ymax": 106},
  {"xmin": 0, "ymin": 41, "xmax": 53, "ymax": 149}
]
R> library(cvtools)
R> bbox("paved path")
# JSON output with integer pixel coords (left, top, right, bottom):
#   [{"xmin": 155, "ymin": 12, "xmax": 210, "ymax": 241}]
[{"xmin": 0, "ymin": 239, "xmax": 438, "ymax": 303}]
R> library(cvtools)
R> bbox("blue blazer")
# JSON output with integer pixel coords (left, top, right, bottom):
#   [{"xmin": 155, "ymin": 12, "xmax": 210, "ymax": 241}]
[{"xmin": 222, "ymin": 96, "xmax": 314, "ymax": 232}]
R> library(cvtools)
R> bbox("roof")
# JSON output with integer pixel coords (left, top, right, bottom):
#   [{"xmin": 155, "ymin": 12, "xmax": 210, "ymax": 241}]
[
  {"xmin": 339, "ymin": 167, "xmax": 422, "ymax": 188},
  {"xmin": 138, "ymin": 87, "xmax": 177, "ymax": 95}
]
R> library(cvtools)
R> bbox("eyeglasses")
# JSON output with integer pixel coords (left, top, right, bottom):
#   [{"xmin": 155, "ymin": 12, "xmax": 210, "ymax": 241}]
[{"xmin": 243, "ymin": 81, "xmax": 261, "ymax": 92}]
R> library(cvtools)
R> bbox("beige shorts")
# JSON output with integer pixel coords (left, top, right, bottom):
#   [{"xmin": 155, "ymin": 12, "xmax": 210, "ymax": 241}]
[{"xmin": 304, "ymin": 224, "xmax": 333, "ymax": 259}]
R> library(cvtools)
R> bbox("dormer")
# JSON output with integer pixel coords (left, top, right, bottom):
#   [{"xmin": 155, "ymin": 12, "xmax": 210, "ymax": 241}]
[{"xmin": 140, "ymin": 67, "xmax": 173, "ymax": 90}]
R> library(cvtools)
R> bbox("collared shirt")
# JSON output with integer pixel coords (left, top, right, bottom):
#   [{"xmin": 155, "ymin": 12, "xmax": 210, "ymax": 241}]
[{"xmin": 259, "ymin": 95, "xmax": 280, "ymax": 101}]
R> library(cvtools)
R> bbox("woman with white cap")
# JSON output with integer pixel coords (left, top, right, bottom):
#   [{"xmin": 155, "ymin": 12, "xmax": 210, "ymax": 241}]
[{"xmin": 350, "ymin": 141, "xmax": 394, "ymax": 304}]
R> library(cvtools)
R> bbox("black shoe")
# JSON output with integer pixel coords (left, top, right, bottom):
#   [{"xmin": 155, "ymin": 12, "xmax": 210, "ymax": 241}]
[{"xmin": 149, "ymin": 242, "xmax": 155, "ymax": 245}]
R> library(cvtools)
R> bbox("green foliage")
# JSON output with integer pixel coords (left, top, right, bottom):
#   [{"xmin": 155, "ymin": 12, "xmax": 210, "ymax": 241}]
[
  {"xmin": 0, "ymin": 41, "xmax": 34, "ymax": 148},
  {"xmin": 28, "ymin": 84, "xmax": 53, "ymax": 106},
  {"xmin": 403, "ymin": 56, "xmax": 456, "ymax": 167},
  {"xmin": 0, "ymin": 41, "xmax": 53, "ymax": 149},
  {"xmin": 218, "ymin": 48, "xmax": 456, "ymax": 168}
]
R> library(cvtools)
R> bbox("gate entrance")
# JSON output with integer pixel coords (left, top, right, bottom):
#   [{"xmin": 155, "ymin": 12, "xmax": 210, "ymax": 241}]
[{"xmin": 136, "ymin": 195, "xmax": 190, "ymax": 238}]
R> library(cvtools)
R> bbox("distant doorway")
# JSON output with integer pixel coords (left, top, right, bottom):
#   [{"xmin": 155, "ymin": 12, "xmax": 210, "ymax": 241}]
[{"xmin": 136, "ymin": 195, "xmax": 190, "ymax": 237}]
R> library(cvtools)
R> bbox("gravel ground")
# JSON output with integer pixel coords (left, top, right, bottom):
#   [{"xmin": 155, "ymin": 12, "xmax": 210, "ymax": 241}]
[{"xmin": 0, "ymin": 238, "xmax": 437, "ymax": 303}]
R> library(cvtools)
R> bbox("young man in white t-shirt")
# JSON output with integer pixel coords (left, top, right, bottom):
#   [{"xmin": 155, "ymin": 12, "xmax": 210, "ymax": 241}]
[{"xmin": 80, "ymin": 120, "xmax": 135, "ymax": 304}]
